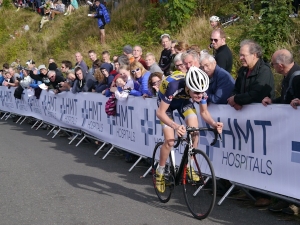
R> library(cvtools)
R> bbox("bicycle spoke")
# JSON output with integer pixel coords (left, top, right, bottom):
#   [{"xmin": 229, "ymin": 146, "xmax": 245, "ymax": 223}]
[{"xmin": 183, "ymin": 149, "xmax": 216, "ymax": 220}]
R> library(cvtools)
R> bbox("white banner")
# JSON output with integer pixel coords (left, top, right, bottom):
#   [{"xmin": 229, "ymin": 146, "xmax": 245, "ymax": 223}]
[{"xmin": 0, "ymin": 87, "xmax": 299, "ymax": 200}]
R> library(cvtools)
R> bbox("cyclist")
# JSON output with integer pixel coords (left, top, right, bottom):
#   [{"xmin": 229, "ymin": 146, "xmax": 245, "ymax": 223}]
[{"xmin": 156, "ymin": 66, "xmax": 223, "ymax": 193}]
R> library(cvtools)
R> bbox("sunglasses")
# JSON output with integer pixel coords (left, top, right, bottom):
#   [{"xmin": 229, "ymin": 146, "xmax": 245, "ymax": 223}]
[
  {"xmin": 210, "ymin": 38, "xmax": 219, "ymax": 43},
  {"xmin": 152, "ymin": 80, "xmax": 161, "ymax": 86},
  {"xmin": 131, "ymin": 68, "xmax": 140, "ymax": 74}
]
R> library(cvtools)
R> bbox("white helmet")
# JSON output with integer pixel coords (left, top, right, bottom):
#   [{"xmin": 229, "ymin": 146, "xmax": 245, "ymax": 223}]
[
  {"xmin": 186, "ymin": 66, "xmax": 209, "ymax": 92},
  {"xmin": 210, "ymin": 15, "xmax": 220, "ymax": 22}
]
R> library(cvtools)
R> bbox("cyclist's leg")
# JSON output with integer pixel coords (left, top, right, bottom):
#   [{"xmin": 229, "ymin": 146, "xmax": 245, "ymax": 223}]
[
  {"xmin": 180, "ymin": 100, "xmax": 200, "ymax": 181},
  {"xmin": 181, "ymin": 100, "xmax": 199, "ymax": 148}
]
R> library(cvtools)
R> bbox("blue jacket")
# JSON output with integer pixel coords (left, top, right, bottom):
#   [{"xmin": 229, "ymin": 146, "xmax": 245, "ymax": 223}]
[
  {"xmin": 130, "ymin": 71, "xmax": 152, "ymax": 96},
  {"xmin": 207, "ymin": 65, "xmax": 235, "ymax": 104},
  {"xmin": 95, "ymin": 3, "xmax": 110, "ymax": 27}
]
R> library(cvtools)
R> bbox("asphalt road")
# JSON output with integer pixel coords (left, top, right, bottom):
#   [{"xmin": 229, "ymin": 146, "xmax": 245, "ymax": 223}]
[{"xmin": 0, "ymin": 119, "xmax": 298, "ymax": 225}]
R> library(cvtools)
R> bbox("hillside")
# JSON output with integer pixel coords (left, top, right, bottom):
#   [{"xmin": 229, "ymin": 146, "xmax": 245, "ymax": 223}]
[{"xmin": 0, "ymin": 0, "xmax": 300, "ymax": 96}]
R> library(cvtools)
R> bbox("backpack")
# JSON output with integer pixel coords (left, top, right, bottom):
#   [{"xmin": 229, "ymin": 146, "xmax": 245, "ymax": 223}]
[{"xmin": 105, "ymin": 94, "xmax": 117, "ymax": 116}]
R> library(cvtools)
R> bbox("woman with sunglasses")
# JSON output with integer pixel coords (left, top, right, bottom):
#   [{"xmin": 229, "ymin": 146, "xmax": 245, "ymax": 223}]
[
  {"xmin": 129, "ymin": 61, "xmax": 152, "ymax": 97},
  {"xmin": 146, "ymin": 72, "xmax": 163, "ymax": 97}
]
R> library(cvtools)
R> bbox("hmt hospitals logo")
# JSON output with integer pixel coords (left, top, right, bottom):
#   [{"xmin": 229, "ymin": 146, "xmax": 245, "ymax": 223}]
[
  {"xmin": 291, "ymin": 141, "xmax": 300, "ymax": 163},
  {"xmin": 140, "ymin": 108, "xmax": 154, "ymax": 146}
]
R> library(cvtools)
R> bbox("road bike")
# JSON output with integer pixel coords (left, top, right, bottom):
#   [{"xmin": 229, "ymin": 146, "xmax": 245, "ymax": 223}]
[{"xmin": 151, "ymin": 126, "xmax": 220, "ymax": 220}]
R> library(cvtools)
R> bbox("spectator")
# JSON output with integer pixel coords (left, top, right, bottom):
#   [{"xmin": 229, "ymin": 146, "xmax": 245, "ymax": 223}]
[
  {"xmin": 199, "ymin": 53, "xmax": 235, "ymax": 104},
  {"xmin": 50, "ymin": 0, "xmax": 65, "ymax": 20},
  {"xmin": 133, "ymin": 45, "xmax": 147, "ymax": 69},
  {"xmin": 169, "ymin": 40, "xmax": 178, "ymax": 72},
  {"xmin": 93, "ymin": 63, "xmax": 114, "ymax": 94},
  {"xmin": 48, "ymin": 62, "xmax": 63, "ymax": 78},
  {"xmin": 113, "ymin": 77, "xmax": 131, "ymax": 101},
  {"xmin": 123, "ymin": 45, "xmax": 135, "ymax": 64},
  {"xmin": 174, "ymin": 41, "xmax": 189, "ymax": 54},
  {"xmin": 47, "ymin": 70, "xmax": 65, "ymax": 94},
  {"xmin": 209, "ymin": 15, "xmax": 221, "ymax": 29},
  {"xmin": 264, "ymin": 52, "xmax": 300, "ymax": 213},
  {"xmin": 227, "ymin": 39, "xmax": 275, "ymax": 111},
  {"xmin": 60, "ymin": 60, "xmax": 73, "ymax": 76},
  {"xmin": 2, "ymin": 71, "xmax": 17, "ymax": 88},
  {"xmin": 8, "ymin": 66, "xmax": 21, "ymax": 81},
  {"xmin": 129, "ymin": 61, "xmax": 152, "ymax": 97},
  {"xmin": 145, "ymin": 53, "xmax": 163, "ymax": 74},
  {"xmin": 92, "ymin": 0, "xmax": 110, "ymax": 44},
  {"xmin": 262, "ymin": 49, "xmax": 300, "ymax": 107},
  {"xmin": 210, "ymin": 29, "xmax": 233, "ymax": 73},
  {"xmin": 118, "ymin": 54, "xmax": 130, "ymax": 67},
  {"xmin": 158, "ymin": 33, "xmax": 172, "ymax": 76},
  {"xmin": 64, "ymin": 0, "xmax": 78, "ymax": 16},
  {"xmin": 19, "ymin": 68, "xmax": 33, "ymax": 89},
  {"xmin": 182, "ymin": 50, "xmax": 200, "ymax": 70},
  {"xmin": 72, "ymin": 66, "xmax": 96, "ymax": 93},
  {"xmin": 88, "ymin": 50, "xmax": 99, "ymax": 75},
  {"xmin": 3, "ymin": 63, "xmax": 9, "ymax": 72},
  {"xmin": 173, "ymin": 53, "xmax": 187, "ymax": 73},
  {"xmin": 75, "ymin": 52, "xmax": 88, "ymax": 76},
  {"xmin": 109, "ymin": 65, "xmax": 135, "ymax": 99},
  {"xmin": 59, "ymin": 70, "xmax": 76, "ymax": 92},
  {"xmin": 0, "ymin": 70, "xmax": 4, "ymax": 85},
  {"xmin": 48, "ymin": 58, "xmax": 55, "ymax": 64},
  {"xmin": 147, "ymin": 72, "xmax": 163, "ymax": 97},
  {"xmin": 101, "ymin": 50, "xmax": 114, "ymax": 69}
]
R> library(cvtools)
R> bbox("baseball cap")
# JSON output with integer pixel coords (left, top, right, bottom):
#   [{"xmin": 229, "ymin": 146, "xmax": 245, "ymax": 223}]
[
  {"xmin": 38, "ymin": 65, "xmax": 47, "ymax": 70},
  {"xmin": 123, "ymin": 45, "xmax": 133, "ymax": 54}
]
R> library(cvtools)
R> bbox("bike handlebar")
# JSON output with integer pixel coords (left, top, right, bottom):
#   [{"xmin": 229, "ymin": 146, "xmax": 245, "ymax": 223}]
[{"xmin": 173, "ymin": 127, "xmax": 221, "ymax": 148}]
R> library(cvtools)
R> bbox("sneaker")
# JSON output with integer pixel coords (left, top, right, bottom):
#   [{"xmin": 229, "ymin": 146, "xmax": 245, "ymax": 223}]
[
  {"xmin": 282, "ymin": 205, "xmax": 299, "ymax": 215},
  {"xmin": 289, "ymin": 13, "xmax": 298, "ymax": 18},
  {"xmin": 156, "ymin": 171, "xmax": 165, "ymax": 193},
  {"xmin": 186, "ymin": 167, "xmax": 200, "ymax": 182},
  {"xmin": 268, "ymin": 200, "xmax": 289, "ymax": 212}
]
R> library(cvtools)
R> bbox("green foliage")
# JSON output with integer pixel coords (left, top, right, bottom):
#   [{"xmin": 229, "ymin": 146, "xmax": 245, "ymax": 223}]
[
  {"xmin": 164, "ymin": 0, "xmax": 197, "ymax": 31},
  {"xmin": 240, "ymin": 0, "xmax": 295, "ymax": 60},
  {"xmin": 1, "ymin": 0, "xmax": 13, "ymax": 8}
]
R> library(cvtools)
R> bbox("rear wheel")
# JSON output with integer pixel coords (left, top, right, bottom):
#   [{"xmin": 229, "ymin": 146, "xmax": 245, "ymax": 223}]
[
  {"xmin": 182, "ymin": 148, "xmax": 216, "ymax": 220},
  {"xmin": 151, "ymin": 142, "xmax": 174, "ymax": 203}
]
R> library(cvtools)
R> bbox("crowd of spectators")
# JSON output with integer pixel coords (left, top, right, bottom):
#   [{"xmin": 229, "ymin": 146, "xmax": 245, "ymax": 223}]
[{"xmin": 1, "ymin": 12, "xmax": 300, "ymax": 215}]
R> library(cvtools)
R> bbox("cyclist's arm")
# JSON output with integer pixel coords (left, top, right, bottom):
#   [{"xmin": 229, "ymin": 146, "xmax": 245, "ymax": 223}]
[
  {"xmin": 199, "ymin": 103, "xmax": 218, "ymax": 129},
  {"xmin": 156, "ymin": 101, "xmax": 180, "ymax": 130}
]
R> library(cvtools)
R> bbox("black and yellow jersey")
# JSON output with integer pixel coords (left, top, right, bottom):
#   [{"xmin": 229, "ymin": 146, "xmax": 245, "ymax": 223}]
[{"xmin": 158, "ymin": 71, "xmax": 190, "ymax": 104}]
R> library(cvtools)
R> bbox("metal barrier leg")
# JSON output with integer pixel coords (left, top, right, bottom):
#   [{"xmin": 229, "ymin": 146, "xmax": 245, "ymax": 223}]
[
  {"xmin": 94, "ymin": 142, "xmax": 106, "ymax": 155},
  {"xmin": 36, "ymin": 121, "xmax": 44, "ymax": 130},
  {"xmin": 16, "ymin": 116, "xmax": 23, "ymax": 123},
  {"xmin": 240, "ymin": 187, "xmax": 256, "ymax": 201},
  {"xmin": 128, "ymin": 156, "xmax": 143, "ymax": 172},
  {"xmin": 31, "ymin": 120, "xmax": 40, "ymax": 129},
  {"xmin": 102, "ymin": 145, "xmax": 115, "ymax": 159},
  {"xmin": 52, "ymin": 128, "xmax": 61, "ymax": 138},
  {"xmin": 75, "ymin": 134, "xmax": 86, "ymax": 147},
  {"xmin": 1, "ymin": 112, "xmax": 7, "ymax": 120},
  {"xmin": 47, "ymin": 126, "xmax": 57, "ymax": 136},
  {"xmin": 20, "ymin": 116, "xmax": 27, "ymax": 124},
  {"xmin": 218, "ymin": 184, "xmax": 235, "ymax": 206},
  {"xmin": 5, "ymin": 113, "xmax": 11, "ymax": 120},
  {"xmin": 142, "ymin": 166, "xmax": 152, "ymax": 178},
  {"xmin": 68, "ymin": 134, "xmax": 79, "ymax": 144}
]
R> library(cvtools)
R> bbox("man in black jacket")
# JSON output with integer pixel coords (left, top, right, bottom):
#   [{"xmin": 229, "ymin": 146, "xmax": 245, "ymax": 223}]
[
  {"xmin": 262, "ymin": 49, "xmax": 300, "ymax": 106},
  {"xmin": 210, "ymin": 29, "xmax": 233, "ymax": 73},
  {"xmin": 227, "ymin": 39, "xmax": 275, "ymax": 110}
]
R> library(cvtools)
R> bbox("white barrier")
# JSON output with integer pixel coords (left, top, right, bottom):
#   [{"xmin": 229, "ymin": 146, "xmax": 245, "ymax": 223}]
[{"xmin": 0, "ymin": 86, "xmax": 299, "ymax": 201}]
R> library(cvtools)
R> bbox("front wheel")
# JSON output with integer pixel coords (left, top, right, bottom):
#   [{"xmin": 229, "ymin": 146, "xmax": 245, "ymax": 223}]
[
  {"xmin": 151, "ymin": 142, "xmax": 174, "ymax": 203},
  {"xmin": 182, "ymin": 148, "xmax": 216, "ymax": 220}
]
